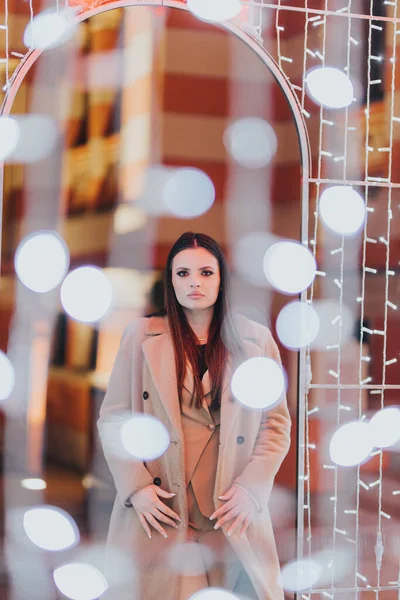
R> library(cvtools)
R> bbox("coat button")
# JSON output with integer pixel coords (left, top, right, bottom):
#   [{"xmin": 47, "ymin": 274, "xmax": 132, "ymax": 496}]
[
  {"xmin": 153, "ymin": 477, "xmax": 162, "ymax": 486},
  {"xmin": 237, "ymin": 436, "xmax": 244, "ymax": 444},
  {"xmin": 208, "ymin": 423, "xmax": 215, "ymax": 431},
  {"xmin": 143, "ymin": 391, "xmax": 149, "ymax": 400}
]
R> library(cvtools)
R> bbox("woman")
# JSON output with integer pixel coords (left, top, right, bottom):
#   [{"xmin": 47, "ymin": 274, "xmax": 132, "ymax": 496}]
[{"xmin": 97, "ymin": 232, "xmax": 291, "ymax": 600}]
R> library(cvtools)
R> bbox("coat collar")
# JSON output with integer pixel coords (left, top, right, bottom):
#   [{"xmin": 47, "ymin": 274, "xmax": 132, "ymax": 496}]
[{"xmin": 141, "ymin": 314, "xmax": 263, "ymax": 448}]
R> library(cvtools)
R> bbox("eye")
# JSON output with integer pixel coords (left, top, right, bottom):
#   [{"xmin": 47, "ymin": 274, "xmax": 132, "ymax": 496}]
[
  {"xmin": 203, "ymin": 270, "xmax": 214, "ymax": 276},
  {"xmin": 177, "ymin": 270, "xmax": 188, "ymax": 277}
]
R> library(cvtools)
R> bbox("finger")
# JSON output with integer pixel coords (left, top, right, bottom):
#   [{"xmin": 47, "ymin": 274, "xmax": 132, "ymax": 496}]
[
  {"xmin": 210, "ymin": 499, "xmax": 235, "ymax": 521},
  {"xmin": 153, "ymin": 508, "xmax": 179, "ymax": 528},
  {"xmin": 156, "ymin": 502, "xmax": 182, "ymax": 522},
  {"xmin": 155, "ymin": 487, "xmax": 176, "ymax": 498},
  {"xmin": 240, "ymin": 515, "xmax": 252, "ymax": 538},
  {"xmin": 214, "ymin": 508, "xmax": 239, "ymax": 530},
  {"xmin": 227, "ymin": 513, "xmax": 246, "ymax": 537},
  {"xmin": 145, "ymin": 513, "xmax": 168, "ymax": 539},
  {"xmin": 218, "ymin": 487, "xmax": 235, "ymax": 501},
  {"xmin": 138, "ymin": 513, "xmax": 152, "ymax": 539}
]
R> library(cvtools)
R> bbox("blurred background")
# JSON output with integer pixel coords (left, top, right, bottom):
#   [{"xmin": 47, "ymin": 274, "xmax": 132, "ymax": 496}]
[
  {"xmin": 0, "ymin": 4, "xmax": 301, "ymax": 598},
  {"xmin": 0, "ymin": 0, "xmax": 400, "ymax": 599}
]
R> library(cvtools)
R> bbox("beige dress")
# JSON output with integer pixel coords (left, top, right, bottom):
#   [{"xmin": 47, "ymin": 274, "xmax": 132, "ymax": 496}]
[{"xmin": 178, "ymin": 346, "xmax": 246, "ymax": 599}]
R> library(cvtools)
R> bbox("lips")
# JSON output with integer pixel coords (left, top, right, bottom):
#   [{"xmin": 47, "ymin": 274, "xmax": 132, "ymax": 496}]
[{"xmin": 188, "ymin": 294, "xmax": 204, "ymax": 298}]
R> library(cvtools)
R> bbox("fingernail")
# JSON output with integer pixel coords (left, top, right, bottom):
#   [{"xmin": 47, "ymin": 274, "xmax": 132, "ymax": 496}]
[
  {"xmin": 214, "ymin": 524, "xmax": 220, "ymax": 530},
  {"xmin": 209, "ymin": 516, "xmax": 215, "ymax": 521},
  {"xmin": 228, "ymin": 531, "xmax": 232, "ymax": 537},
  {"xmin": 218, "ymin": 496, "xmax": 223, "ymax": 500},
  {"xmin": 163, "ymin": 533, "xmax": 168, "ymax": 538},
  {"xmin": 148, "ymin": 534, "xmax": 152, "ymax": 539},
  {"xmin": 170, "ymin": 493, "xmax": 176, "ymax": 496}
]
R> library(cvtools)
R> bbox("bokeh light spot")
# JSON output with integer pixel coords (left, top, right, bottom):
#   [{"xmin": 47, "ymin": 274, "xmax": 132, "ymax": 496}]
[
  {"xmin": 23, "ymin": 7, "xmax": 76, "ymax": 50},
  {"xmin": 263, "ymin": 241, "xmax": 316, "ymax": 294},
  {"xmin": 368, "ymin": 407, "xmax": 400, "ymax": 448},
  {"xmin": 121, "ymin": 414, "xmax": 170, "ymax": 460},
  {"xmin": 319, "ymin": 186, "xmax": 366, "ymax": 236},
  {"xmin": 21, "ymin": 478, "xmax": 47, "ymax": 491},
  {"xmin": 231, "ymin": 357, "xmax": 285, "ymax": 410},
  {"xmin": 60, "ymin": 266, "xmax": 113, "ymax": 323},
  {"xmin": 190, "ymin": 589, "xmax": 239, "ymax": 600},
  {"xmin": 53, "ymin": 562, "xmax": 108, "ymax": 600},
  {"xmin": 306, "ymin": 67, "xmax": 354, "ymax": 108},
  {"xmin": 276, "ymin": 301, "xmax": 320, "ymax": 349},
  {"xmin": 224, "ymin": 117, "xmax": 278, "ymax": 168},
  {"xmin": 187, "ymin": 0, "xmax": 242, "ymax": 22},
  {"xmin": 281, "ymin": 557, "xmax": 321, "ymax": 591},
  {"xmin": 164, "ymin": 168, "xmax": 215, "ymax": 218},
  {"xmin": 0, "ymin": 117, "xmax": 20, "ymax": 160},
  {"xmin": 330, "ymin": 421, "xmax": 374, "ymax": 467},
  {"xmin": 15, "ymin": 231, "xmax": 70, "ymax": 293},
  {"xmin": 0, "ymin": 351, "xmax": 15, "ymax": 401},
  {"xmin": 23, "ymin": 506, "xmax": 79, "ymax": 551}
]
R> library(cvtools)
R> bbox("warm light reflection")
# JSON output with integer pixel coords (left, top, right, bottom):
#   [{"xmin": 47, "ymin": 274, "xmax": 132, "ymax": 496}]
[{"xmin": 21, "ymin": 478, "xmax": 47, "ymax": 490}]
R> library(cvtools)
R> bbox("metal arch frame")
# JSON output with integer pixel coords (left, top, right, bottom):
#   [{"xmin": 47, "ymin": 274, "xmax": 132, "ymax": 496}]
[{"xmin": 0, "ymin": 0, "xmax": 311, "ymax": 568}]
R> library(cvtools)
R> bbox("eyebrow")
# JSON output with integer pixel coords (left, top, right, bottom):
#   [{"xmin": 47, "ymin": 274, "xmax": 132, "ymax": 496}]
[{"xmin": 175, "ymin": 266, "xmax": 215, "ymax": 271}]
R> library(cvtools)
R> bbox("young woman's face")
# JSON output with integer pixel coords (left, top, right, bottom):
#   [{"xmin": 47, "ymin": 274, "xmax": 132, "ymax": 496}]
[{"xmin": 171, "ymin": 247, "xmax": 221, "ymax": 312}]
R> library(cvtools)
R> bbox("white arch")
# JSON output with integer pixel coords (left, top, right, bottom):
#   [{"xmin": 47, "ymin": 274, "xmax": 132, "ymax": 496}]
[{"xmin": 0, "ymin": 0, "xmax": 310, "ymax": 564}]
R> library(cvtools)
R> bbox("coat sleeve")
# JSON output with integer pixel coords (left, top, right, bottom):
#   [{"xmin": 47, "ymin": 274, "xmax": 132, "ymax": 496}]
[
  {"xmin": 97, "ymin": 319, "xmax": 154, "ymax": 508},
  {"xmin": 232, "ymin": 328, "xmax": 292, "ymax": 513}
]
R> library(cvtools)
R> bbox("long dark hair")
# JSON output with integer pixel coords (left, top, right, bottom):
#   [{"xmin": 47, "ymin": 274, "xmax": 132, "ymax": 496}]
[{"xmin": 151, "ymin": 231, "xmax": 244, "ymax": 411}]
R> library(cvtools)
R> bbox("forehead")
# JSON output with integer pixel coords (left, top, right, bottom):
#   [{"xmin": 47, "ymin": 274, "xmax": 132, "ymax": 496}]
[{"xmin": 172, "ymin": 247, "xmax": 219, "ymax": 268}]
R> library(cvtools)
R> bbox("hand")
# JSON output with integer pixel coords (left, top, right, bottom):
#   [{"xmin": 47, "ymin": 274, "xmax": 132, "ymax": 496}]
[
  {"xmin": 130, "ymin": 484, "xmax": 181, "ymax": 539},
  {"xmin": 209, "ymin": 485, "xmax": 256, "ymax": 538}
]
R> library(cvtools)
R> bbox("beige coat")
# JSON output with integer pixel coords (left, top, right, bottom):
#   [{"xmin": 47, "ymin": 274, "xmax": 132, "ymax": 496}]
[{"xmin": 97, "ymin": 313, "xmax": 292, "ymax": 600}]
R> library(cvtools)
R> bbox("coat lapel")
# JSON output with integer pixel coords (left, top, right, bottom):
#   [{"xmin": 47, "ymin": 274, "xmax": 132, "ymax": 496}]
[
  {"xmin": 141, "ymin": 316, "xmax": 262, "ymax": 448},
  {"xmin": 142, "ymin": 331, "xmax": 184, "ymax": 439}
]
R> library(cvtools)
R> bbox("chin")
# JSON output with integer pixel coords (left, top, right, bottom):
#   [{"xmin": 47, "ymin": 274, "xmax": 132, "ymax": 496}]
[{"xmin": 183, "ymin": 299, "xmax": 213, "ymax": 310}]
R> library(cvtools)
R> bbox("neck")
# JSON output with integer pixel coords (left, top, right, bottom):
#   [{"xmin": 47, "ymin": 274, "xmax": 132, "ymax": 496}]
[{"xmin": 183, "ymin": 306, "xmax": 213, "ymax": 340}]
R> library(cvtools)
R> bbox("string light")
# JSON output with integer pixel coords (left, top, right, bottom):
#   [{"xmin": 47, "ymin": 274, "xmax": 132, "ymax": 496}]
[{"xmin": 272, "ymin": 0, "xmax": 400, "ymax": 594}]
